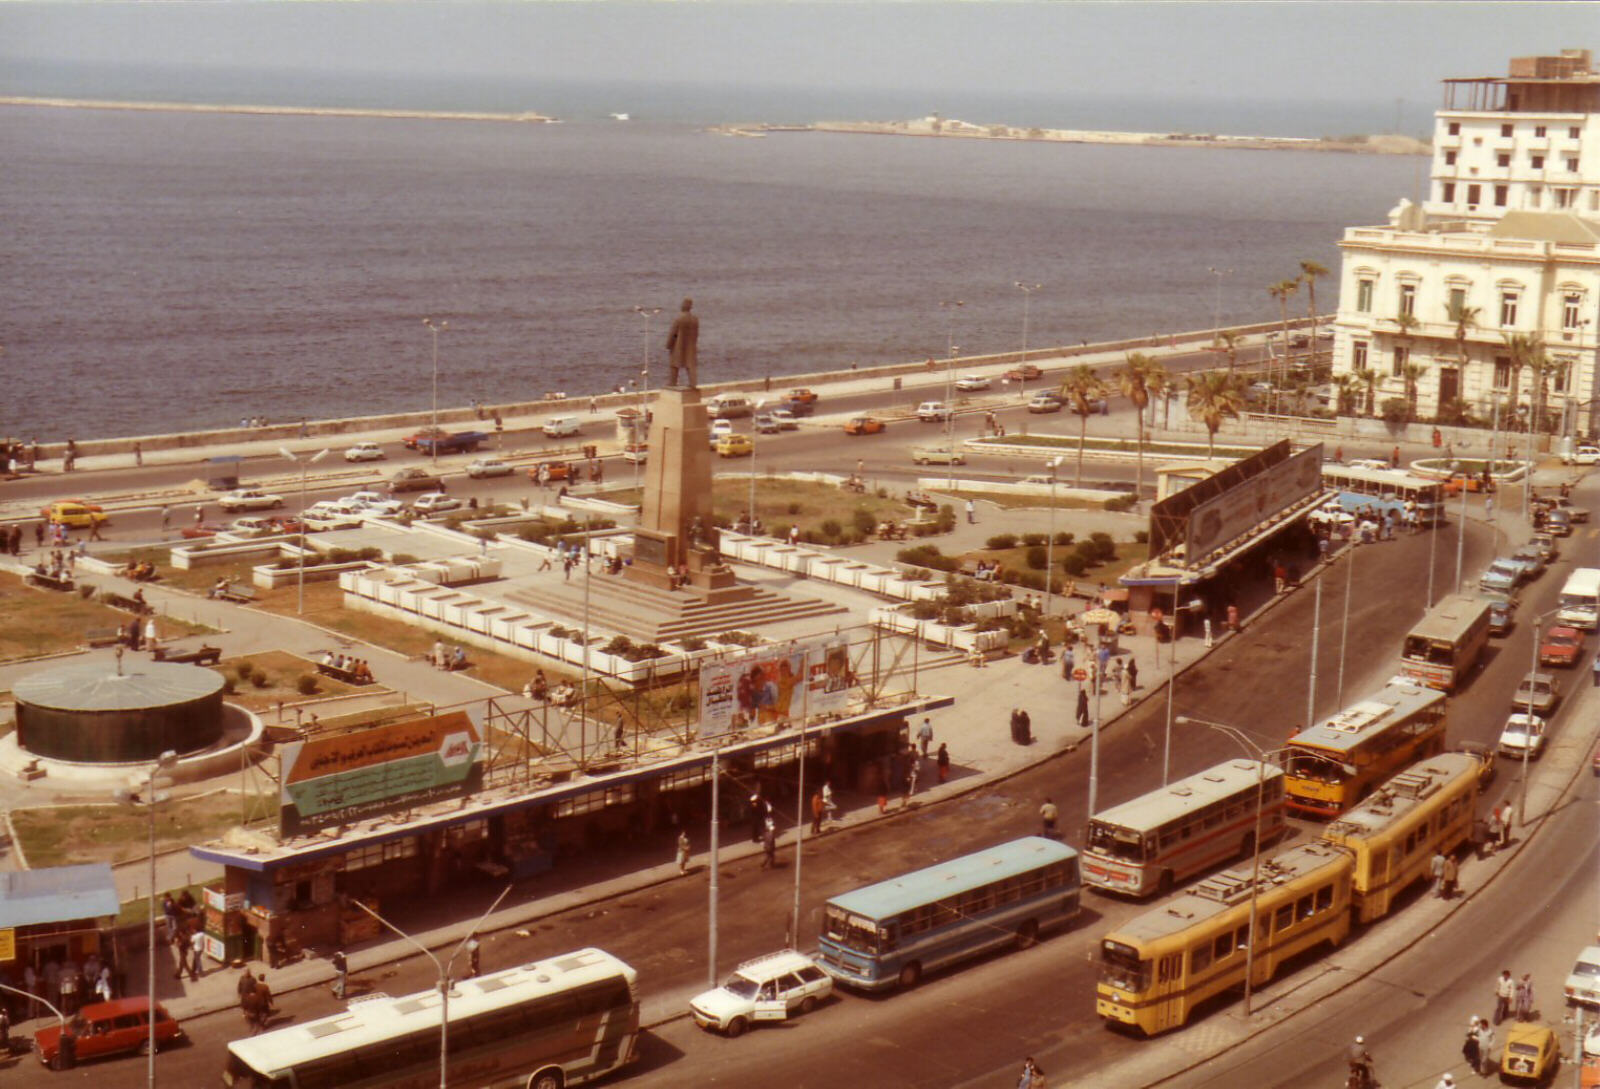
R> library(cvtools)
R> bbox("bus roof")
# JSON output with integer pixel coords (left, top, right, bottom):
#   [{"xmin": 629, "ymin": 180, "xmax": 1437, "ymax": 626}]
[
  {"xmin": 224, "ymin": 948, "xmax": 635, "ymax": 1073},
  {"xmin": 1290, "ymin": 683, "xmax": 1445, "ymax": 756},
  {"xmin": 1406, "ymin": 593, "xmax": 1491, "ymax": 644},
  {"xmin": 1322, "ymin": 752, "xmax": 1484, "ymax": 841},
  {"xmin": 1107, "ymin": 841, "xmax": 1349, "ymax": 945},
  {"xmin": 826, "ymin": 837, "xmax": 1077, "ymax": 921},
  {"xmin": 1321, "ymin": 465, "xmax": 1440, "ymax": 489},
  {"xmin": 1089, "ymin": 760, "xmax": 1281, "ymax": 835}
]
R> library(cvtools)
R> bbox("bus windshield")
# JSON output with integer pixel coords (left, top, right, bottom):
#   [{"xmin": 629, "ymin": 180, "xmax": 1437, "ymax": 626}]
[
  {"xmin": 1086, "ymin": 822, "xmax": 1145, "ymax": 861},
  {"xmin": 1286, "ymin": 749, "xmax": 1349, "ymax": 782},
  {"xmin": 1100, "ymin": 941, "xmax": 1149, "ymax": 991},
  {"xmin": 823, "ymin": 906, "xmax": 886, "ymax": 953},
  {"xmin": 1401, "ymin": 636, "xmax": 1453, "ymax": 664}
]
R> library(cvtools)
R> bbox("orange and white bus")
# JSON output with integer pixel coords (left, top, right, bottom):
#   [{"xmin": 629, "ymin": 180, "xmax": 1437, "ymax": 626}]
[
  {"xmin": 1082, "ymin": 760, "xmax": 1286, "ymax": 897},
  {"xmin": 1284, "ymin": 683, "xmax": 1447, "ymax": 818}
]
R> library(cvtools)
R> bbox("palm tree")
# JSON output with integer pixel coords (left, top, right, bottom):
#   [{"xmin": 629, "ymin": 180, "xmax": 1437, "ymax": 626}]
[
  {"xmin": 1400, "ymin": 362, "xmax": 1430, "ymax": 422},
  {"xmin": 1529, "ymin": 352, "xmax": 1563, "ymax": 436},
  {"xmin": 1299, "ymin": 260, "xmax": 1329, "ymax": 363},
  {"xmin": 1059, "ymin": 364, "xmax": 1107, "ymax": 486},
  {"xmin": 1361, "ymin": 368, "xmax": 1378, "ymax": 416},
  {"xmin": 1334, "ymin": 372, "xmax": 1366, "ymax": 416},
  {"xmin": 1268, "ymin": 278, "xmax": 1300, "ymax": 408},
  {"xmin": 1118, "ymin": 353, "xmax": 1157, "ymax": 501},
  {"xmin": 1500, "ymin": 332, "xmax": 1544, "ymax": 432},
  {"xmin": 1448, "ymin": 301, "xmax": 1480, "ymax": 369},
  {"xmin": 1391, "ymin": 310, "xmax": 1420, "ymax": 415},
  {"xmin": 1185, "ymin": 371, "xmax": 1246, "ymax": 457},
  {"xmin": 1211, "ymin": 329, "xmax": 1242, "ymax": 374}
]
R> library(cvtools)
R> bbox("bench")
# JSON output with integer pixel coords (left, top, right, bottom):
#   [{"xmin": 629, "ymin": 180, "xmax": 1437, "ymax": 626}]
[
  {"xmin": 101, "ymin": 591, "xmax": 152, "ymax": 615},
  {"xmin": 153, "ymin": 644, "xmax": 222, "ymax": 666},
  {"xmin": 17, "ymin": 759, "xmax": 46, "ymax": 783},
  {"xmin": 84, "ymin": 627, "xmax": 122, "ymax": 648},
  {"xmin": 217, "ymin": 582, "xmax": 257, "ymax": 604},
  {"xmin": 25, "ymin": 571, "xmax": 75, "ymax": 593},
  {"xmin": 316, "ymin": 662, "xmax": 374, "ymax": 686}
]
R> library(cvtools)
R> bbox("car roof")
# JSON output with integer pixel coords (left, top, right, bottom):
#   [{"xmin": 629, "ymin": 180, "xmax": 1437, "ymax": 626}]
[
  {"xmin": 1518, "ymin": 672, "xmax": 1555, "ymax": 684},
  {"xmin": 730, "ymin": 949, "xmax": 817, "ymax": 979}
]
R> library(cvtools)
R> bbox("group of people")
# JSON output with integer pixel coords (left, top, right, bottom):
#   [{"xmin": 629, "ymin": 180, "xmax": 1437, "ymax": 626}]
[
  {"xmin": 320, "ymin": 651, "xmax": 374, "ymax": 683},
  {"xmin": 161, "ymin": 891, "xmax": 210, "ymax": 986},
  {"xmin": 1, "ymin": 437, "xmax": 41, "ymax": 474},
  {"xmin": 236, "ymin": 967, "xmax": 277, "ymax": 1035},
  {"xmin": 521, "ymin": 670, "xmax": 578, "ymax": 706},
  {"xmin": 430, "ymin": 641, "xmax": 468, "ymax": 671},
  {"xmin": 33, "ymin": 548, "xmax": 76, "ymax": 584},
  {"xmin": 120, "ymin": 559, "xmax": 157, "ymax": 581},
  {"xmin": 6, "ymin": 951, "xmax": 119, "ymax": 1022}
]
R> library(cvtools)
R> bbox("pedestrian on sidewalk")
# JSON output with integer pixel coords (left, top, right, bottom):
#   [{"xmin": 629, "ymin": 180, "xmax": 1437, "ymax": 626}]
[
  {"xmin": 1061, "ymin": 644, "xmax": 1075, "ymax": 681},
  {"xmin": 822, "ymin": 781, "xmax": 837, "ymax": 821},
  {"xmin": 1440, "ymin": 853, "xmax": 1459, "ymax": 899},
  {"xmin": 1096, "ymin": 642, "xmax": 1111, "ymax": 686},
  {"xmin": 917, "ymin": 717, "xmax": 933, "ymax": 757},
  {"xmin": 1495, "ymin": 802, "xmax": 1511, "ymax": 850},
  {"xmin": 760, "ymin": 818, "xmax": 777, "ymax": 870},
  {"xmin": 1126, "ymin": 657, "xmax": 1138, "ymax": 689},
  {"xmin": 466, "ymin": 938, "xmax": 480, "ymax": 979},
  {"xmin": 1118, "ymin": 662, "xmax": 1134, "ymax": 707},
  {"xmin": 1474, "ymin": 1018, "xmax": 1495, "ymax": 1074},
  {"xmin": 1430, "ymin": 850, "xmax": 1446, "ymax": 893},
  {"xmin": 1493, "ymin": 970, "xmax": 1514, "ymax": 1023},
  {"xmin": 171, "ymin": 927, "xmax": 189, "ymax": 980},
  {"xmin": 1514, "ymin": 973, "xmax": 1534, "ymax": 1020},
  {"xmin": 252, "ymin": 975, "xmax": 275, "ymax": 1034},
  {"xmin": 810, "ymin": 790, "xmax": 825, "ymax": 834},
  {"xmin": 1461, "ymin": 1018, "xmax": 1481, "ymax": 1078},
  {"xmin": 1592, "ymin": 650, "xmax": 1600, "ymax": 687},
  {"xmin": 903, "ymin": 753, "xmax": 920, "ymax": 805},
  {"xmin": 189, "ymin": 926, "xmax": 205, "ymax": 981},
  {"xmin": 1076, "ymin": 687, "xmax": 1090, "ymax": 728},
  {"xmin": 965, "ymin": 499, "xmax": 976, "ymax": 524},
  {"xmin": 936, "ymin": 743, "xmax": 950, "ymax": 784},
  {"xmin": 1485, "ymin": 809, "xmax": 1502, "ymax": 855},
  {"xmin": 676, "ymin": 830, "xmax": 691, "ymax": 874},
  {"xmin": 331, "ymin": 951, "xmax": 348, "ymax": 1001},
  {"xmin": 1039, "ymin": 798, "xmax": 1058, "ymax": 838}
]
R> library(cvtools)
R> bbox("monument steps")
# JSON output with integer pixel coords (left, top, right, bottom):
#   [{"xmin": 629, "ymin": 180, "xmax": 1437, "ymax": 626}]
[{"xmin": 507, "ymin": 576, "xmax": 845, "ymax": 644}]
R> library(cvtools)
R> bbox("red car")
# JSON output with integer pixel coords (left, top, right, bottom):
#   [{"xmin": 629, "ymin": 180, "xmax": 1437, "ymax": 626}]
[
  {"xmin": 1539, "ymin": 624, "xmax": 1584, "ymax": 668},
  {"xmin": 1005, "ymin": 363, "xmax": 1043, "ymax": 381},
  {"xmin": 35, "ymin": 997, "xmax": 184, "ymax": 1067},
  {"xmin": 181, "ymin": 522, "xmax": 225, "ymax": 539},
  {"xmin": 401, "ymin": 426, "xmax": 448, "ymax": 451}
]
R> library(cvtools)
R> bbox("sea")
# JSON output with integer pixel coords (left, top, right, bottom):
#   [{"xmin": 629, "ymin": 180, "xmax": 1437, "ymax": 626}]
[{"xmin": 0, "ymin": 70, "xmax": 1425, "ymax": 441}]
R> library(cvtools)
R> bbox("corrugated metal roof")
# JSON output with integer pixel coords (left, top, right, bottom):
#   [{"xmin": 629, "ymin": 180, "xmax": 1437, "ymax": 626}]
[
  {"xmin": 14, "ymin": 661, "xmax": 222, "ymax": 712},
  {"xmin": 0, "ymin": 863, "xmax": 120, "ymax": 928}
]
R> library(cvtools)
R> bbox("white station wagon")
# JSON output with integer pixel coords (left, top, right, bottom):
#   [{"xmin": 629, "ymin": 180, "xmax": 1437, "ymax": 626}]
[{"xmin": 689, "ymin": 950, "xmax": 832, "ymax": 1037}]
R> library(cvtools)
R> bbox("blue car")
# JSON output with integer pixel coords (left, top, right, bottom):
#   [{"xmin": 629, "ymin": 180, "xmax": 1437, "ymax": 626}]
[{"xmin": 1478, "ymin": 558, "xmax": 1525, "ymax": 594}]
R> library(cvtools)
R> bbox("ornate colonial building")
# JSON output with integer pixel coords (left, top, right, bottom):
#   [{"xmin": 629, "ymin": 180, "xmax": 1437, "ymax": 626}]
[{"xmin": 1332, "ymin": 49, "xmax": 1600, "ymax": 439}]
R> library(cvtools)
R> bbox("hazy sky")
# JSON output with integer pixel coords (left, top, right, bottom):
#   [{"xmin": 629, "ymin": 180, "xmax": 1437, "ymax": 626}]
[{"xmin": 3, "ymin": 1, "xmax": 1595, "ymax": 109}]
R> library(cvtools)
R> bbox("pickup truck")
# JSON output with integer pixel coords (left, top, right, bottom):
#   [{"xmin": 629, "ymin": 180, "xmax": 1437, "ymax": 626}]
[{"xmin": 413, "ymin": 431, "xmax": 488, "ymax": 456}]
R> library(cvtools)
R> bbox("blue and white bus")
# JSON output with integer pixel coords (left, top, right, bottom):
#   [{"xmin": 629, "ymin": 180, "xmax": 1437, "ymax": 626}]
[
  {"xmin": 1320, "ymin": 464, "xmax": 1445, "ymax": 526},
  {"xmin": 817, "ymin": 836, "xmax": 1080, "ymax": 991}
]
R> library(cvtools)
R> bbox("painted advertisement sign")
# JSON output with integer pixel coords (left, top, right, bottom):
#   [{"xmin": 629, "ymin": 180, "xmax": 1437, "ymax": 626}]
[
  {"xmin": 1184, "ymin": 442, "xmax": 1323, "ymax": 562},
  {"xmin": 698, "ymin": 638, "xmax": 852, "ymax": 738},
  {"xmin": 279, "ymin": 712, "xmax": 483, "ymax": 836}
]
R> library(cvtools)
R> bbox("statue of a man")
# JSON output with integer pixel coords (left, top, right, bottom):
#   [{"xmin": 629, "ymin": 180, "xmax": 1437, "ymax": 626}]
[{"xmin": 665, "ymin": 297, "xmax": 699, "ymax": 388}]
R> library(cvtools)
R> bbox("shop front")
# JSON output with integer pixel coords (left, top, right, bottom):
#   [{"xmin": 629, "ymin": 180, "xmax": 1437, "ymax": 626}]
[{"xmin": 0, "ymin": 864, "xmax": 120, "ymax": 1020}]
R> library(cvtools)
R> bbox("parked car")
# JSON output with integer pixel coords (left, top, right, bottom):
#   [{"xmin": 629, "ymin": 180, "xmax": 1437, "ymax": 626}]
[
  {"xmin": 709, "ymin": 419, "xmax": 735, "ymax": 448},
  {"xmin": 342, "ymin": 491, "xmax": 389, "ymax": 509},
  {"xmin": 1026, "ymin": 392, "xmax": 1063, "ymax": 414},
  {"xmin": 1511, "ymin": 544, "xmax": 1547, "ymax": 579},
  {"xmin": 689, "ymin": 950, "xmax": 833, "ymax": 1037},
  {"xmin": 217, "ymin": 489, "xmax": 285, "ymax": 513},
  {"xmin": 229, "ymin": 516, "xmax": 303, "ymax": 538},
  {"xmin": 769, "ymin": 408, "xmax": 800, "ymax": 430},
  {"xmin": 753, "ymin": 414, "xmax": 781, "ymax": 435},
  {"xmin": 542, "ymin": 415, "xmax": 582, "ymax": 438},
  {"xmin": 412, "ymin": 492, "xmax": 463, "ymax": 516},
  {"xmin": 466, "ymin": 457, "xmax": 513, "ymax": 479},
  {"xmin": 1498, "ymin": 712, "xmax": 1548, "ymax": 760},
  {"xmin": 40, "ymin": 500, "xmax": 108, "ymax": 528},
  {"xmin": 787, "ymin": 388, "xmax": 819, "ymax": 405},
  {"xmin": 1529, "ymin": 533, "xmax": 1560, "ymax": 563},
  {"xmin": 34, "ymin": 997, "xmax": 184, "ymax": 1067},
  {"xmin": 388, "ymin": 468, "xmax": 445, "ymax": 494},
  {"xmin": 1005, "ymin": 363, "xmax": 1043, "ymax": 381},
  {"xmin": 1540, "ymin": 625, "xmax": 1584, "ymax": 668},
  {"xmin": 716, "ymin": 434, "xmax": 754, "ymax": 458},
  {"xmin": 358, "ymin": 498, "xmax": 406, "ymax": 518},
  {"xmin": 343, "ymin": 441, "xmax": 386, "ymax": 462},
  {"xmin": 954, "ymin": 374, "xmax": 992, "ymax": 392},
  {"xmin": 1567, "ymin": 946, "xmax": 1600, "ymax": 1007},
  {"xmin": 1542, "ymin": 508, "xmax": 1574, "ymax": 536},
  {"xmin": 1478, "ymin": 559, "xmax": 1525, "ymax": 594},
  {"xmin": 301, "ymin": 504, "xmax": 363, "ymax": 531},
  {"xmin": 1562, "ymin": 445, "xmax": 1600, "ymax": 466},
  {"xmin": 1511, "ymin": 671, "xmax": 1560, "ymax": 715},
  {"xmin": 401, "ymin": 426, "xmax": 448, "ymax": 450},
  {"xmin": 1481, "ymin": 592, "xmax": 1517, "ymax": 637},
  {"xmin": 1500, "ymin": 1020, "xmax": 1560, "ymax": 1083},
  {"xmin": 844, "ymin": 416, "xmax": 886, "ymax": 435},
  {"xmin": 180, "ymin": 522, "xmax": 225, "ymax": 539},
  {"xmin": 1307, "ymin": 497, "xmax": 1355, "ymax": 529},
  {"xmin": 916, "ymin": 401, "xmax": 952, "ymax": 422},
  {"xmin": 912, "ymin": 446, "xmax": 965, "ymax": 465}
]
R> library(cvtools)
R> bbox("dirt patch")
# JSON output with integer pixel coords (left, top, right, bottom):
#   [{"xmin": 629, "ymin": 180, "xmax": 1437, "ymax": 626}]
[{"xmin": 11, "ymin": 791, "xmax": 276, "ymax": 869}]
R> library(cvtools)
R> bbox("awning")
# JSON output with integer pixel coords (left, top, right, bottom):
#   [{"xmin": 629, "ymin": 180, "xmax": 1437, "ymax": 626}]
[{"xmin": 0, "ymin": 863, "xmax": 119, "ymax": 929}]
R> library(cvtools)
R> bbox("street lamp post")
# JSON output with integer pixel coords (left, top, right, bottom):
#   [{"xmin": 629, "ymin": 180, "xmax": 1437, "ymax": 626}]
[
  {"xmin": 118, "ymin": 750, "xmax": 175, "ymax": 1087},
  {"xmin": 280, "ymin": 447, "xmax": 329, "ymax": 615},
  {"xmin": 941, "ymin": 300, "xmax": 963, "ymax": 488},
  {"xmin": 423, "ymin": 318, "xmax": 448, "ymax": 468},
  {"xmin": 1015, "ymin": 282, "xmax": 1041, "ymax": 402},
  {"xmin": 634, "ymin": 306, "xmax": 661, "ymax": 407},
  {"xmin": 1208, "ymin": 267, "xmax": 1232, "ymax": 343},
  {"xmin": 353, "ymin": 885, "xmax": 512, "ymax": 1089},
  {"xmin": 1161, "ymin": 593, "xmax": 1207, "ymax": 786},
  {"xmin": 0, "ymin": 983, "xmax": 65, "ymax": 1066},
  {"xmin": 1521, "ymin": 607, "xmax": 1559, "ymax": 828},
  {"xmin": 1175, "ymin": 716, "xmax": 1279, "ymax": 1017},
  {"xmin": 1043, "ymin": 457, "xmax": 1062, "ymax": 619}
]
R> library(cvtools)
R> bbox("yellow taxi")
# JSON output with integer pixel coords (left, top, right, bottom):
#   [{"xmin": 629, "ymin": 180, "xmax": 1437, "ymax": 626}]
[
  {"xmin": 1501, "ymin": 1020, "xmax": 1560, "ymax": 1083},
  {"xmin": 40, "ymin": 500, "xmax": 109, "ymax": 528},
  {"xmin": 844, "ymin": 416, "xmax": 886, "ymax": 435},
  {"xmin": 715, "ymin": 434, "xmax": 754, "ymax": 458}
]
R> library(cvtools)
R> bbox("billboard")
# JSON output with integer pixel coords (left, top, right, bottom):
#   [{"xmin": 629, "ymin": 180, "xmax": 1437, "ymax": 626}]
[
  {"xmin": 279, "ymin": 712, "xmax": 484, "ymax": 837},
  {"xmin": 1183, "ymin": 443, "xmax": 1323, "ymax": 562},
  {"xmin": 699, "ymin": 638, "xmax": 852, "ymax": 738}
]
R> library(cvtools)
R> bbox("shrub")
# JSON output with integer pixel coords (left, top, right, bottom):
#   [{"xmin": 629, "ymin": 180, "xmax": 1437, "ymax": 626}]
[
  {"xmin": 1053, "ymin": 531, "xmax": 1075, "ymax": 547},
  {"xmin": 1089, "ymin": 532, "xmax": 1117, "ymax": 561},
  {"xmin": 1105, "ymin": 494, "xmax": 1137, "ymax": 512},
  {"xmin": 1063, "ymin": 554, "xmax": 1089, "ymax": 576},
  {"xmin": 295, "ymin": 675, "xmax": 319, "ymax": 696},
  {"xmin": 602, "ymin": 635, "xmax": 635, "ymax": 657},
  {"xmin": 547, "ymin": 625, "xmax": 571, "ymax": 640},
  {"xmin": 233, "ymin": 664, "xmax": 255, "ymax": 686},
  {"xmin": 909, "ymin": 600, "xmax": 942, "ymax": 620},
  {"xmin": 1021, "ymin": 533, "xmax": 1047, "ymax": 547},
  {"xmin": 820, "ymin": 519, "xmax": 843, "ymax": 540},
  {"xmin": 1381, "ymin": 397, "xmax": 1410, "ymax": 423},
  {"xmin": 392, "ymin": 553, "xmax": 420, "ymax": 565},
  {"xmin": 1025, "ymin": 545, "xmax": 1048, "ymax": 570},
  {"xmin": 852, "ymin": 507, "xmax": 877, "ymax": 536},
  {"xmin": 912, "ymin": 521, "xmax": 940, "ymax": 537},
  {"xmin": 680, "ymin": 637, "xmax": 707, "ymax": 652},
  {"xmin": 786, "ymin": 502, "xmax": 803, "ymax": 515},
  {"xmin": 1134, "ymin": 530, "xmax": 1150, "ymax": 544},
  {"xmin": 250, "ymin": 668, "xmax": 270, "ymax": 689},
  {"xmin": 986, "ymin": 533, "xmax": 1018, "ymax": 550},
  {"xmin": 936, "ymin": 505, "xmax": 957, "ymax": 532}
]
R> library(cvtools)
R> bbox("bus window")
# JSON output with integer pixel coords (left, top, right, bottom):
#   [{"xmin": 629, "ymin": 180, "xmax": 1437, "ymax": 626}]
[
  {"xmin": 1214, "ymin": 931, "xmax": 1234, "ymax": 960},
  {"xmin": 1273, "ymin": 904, "xmax": 1294, "ymax": 932}
]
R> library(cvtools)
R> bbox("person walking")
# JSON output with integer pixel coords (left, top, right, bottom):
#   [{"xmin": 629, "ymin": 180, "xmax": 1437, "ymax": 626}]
[
  {"xmin": 1461, "ymin": 1017, "xmax": 1481, "ymax": 1074},
  {"xmin": 676, "ymin": 829, "xmax": 691, "ymax": 874},
  {"xmin": 1440, "ymin": 853, "xmax": 1459, "ymax": 899},
  {"xmin": 903, "ymin": 754, "xmax": 920, "ymax": 804},
  {"xmin": 1429, "ymin": 850, "xmax": 1446, "ymax": 892},
  {"xmin": 1076, "ymin": 686, "xmax": 1090, "ymax": 729},
  {"xmin": 760, "ymin": 817, "xmax": 777, "ymax": 870},
  {"xmin": 331, "ymin": 950, "xmax": 348, "ymax": 1001},
  {"xmin": 465, "ymin": 937, "xmax": 480, "ymax": 979},
  {"xmin": 1039, "ymin": 797, "xmax": 1059, "ymax": 838},
  {"xmin": 917, "ymin": 717, "xmax": 933, "ymax": 757},
  {"xmin": 965, "ymin": 498, "xmax": 976, "ymax": 524},
  {"xmin": 252, "ymin": 975, "xmax": 275, "ymax": 1034},
  {"xmin": 822, "ymin": 780, "xmax": 837, "ymax": 821},
  {"xmin": 1126, "ymin": 656, "xmax": 1138, "ymax": 690},
  {"xmin": 189, "ymin": 925, "xmax": 205, "ymax": 981},
  {"xmin": 1485, "ymin": 808, "xmax": 1502, "ymax": 855},
  {"xmin": 1514, "ymin": 973, "xmax": 1534, "ymax": 1021},
  {"xmin": 1474, "ymin": 1018, "xmax": 1496, "ymax": 1074},
  {"xmin": 1494, "ymin": 969, "xmax": 1514, "ymax": 1024},
  {"xmin": 1495, "ymin": 802, "xmax": 1511, "ymax": 850},
  {"xmin": 810, "ymin": 790, "xmax": 825, "ymax": 835},
  {"xmin": 240, "ymin": 975, "xmax": 261, "ymax": 1031},
  {"xmin": 936, "ymin": 742, "xmax": 950, "ymax": 784},
  {"xmin": 1119, "ymin": 662, "xmax": 1134, "ymax": 707}
]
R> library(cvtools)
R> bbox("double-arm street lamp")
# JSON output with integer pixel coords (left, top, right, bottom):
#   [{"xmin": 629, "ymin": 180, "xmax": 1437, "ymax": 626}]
[
  {"xmin": 1015, "ymin": 282, "xmax": 1041, "ymax": 402},
  {"xmin": 353, "ymin": 885, "xmax": 512, "ymax": 1089},
  {"xmin": 116, "ymin": 749, "xmax": 176, "ymax": 1086},
  {"xmin": 1175, "ymin": 716, "xmax": 1280, "ymax": 1018},
  {"xmin": 1160, "ymin": 593, "xmax": 1208, "ymax": 786},
  {"xmin": 1043, "ymin": 457, "xmax": 1063, "ymax": 618},
  {"xmin": 1520, "ymin": 606, "xmax": 1560, "ymax": 828},
  {"xmin": 423, "ymin": 318, "xmax": 448, "ymax": 468},
  {"xmin": 1208, "ymin": 267, "xmax": 1232, "ymax": 343},
  {"xmin": 280, "ymin": 447, "xmax": 329, "ymax": 614}
]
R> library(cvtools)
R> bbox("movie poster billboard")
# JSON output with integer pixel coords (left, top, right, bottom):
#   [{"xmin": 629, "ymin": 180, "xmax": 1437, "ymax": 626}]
[
  {"xmin": 1184, "ymin": 442, "xmax": 1323, "ymax": 562},
  {"xmin": 806, "ymin": 638, "xmax": 852, "ymax": 717},
  {"xmin": 279, "ymin": 711, "xmax": 484, "ymax": 836},
  {"xmin": 699, "ymin": 643, "xmax": 810, "ymax": 738}
]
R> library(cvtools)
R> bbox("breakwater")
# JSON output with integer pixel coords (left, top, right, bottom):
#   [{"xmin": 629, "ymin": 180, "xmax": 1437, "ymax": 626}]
[{"xmin": 0, "ymin": 96, "xmax": 558, "ymax": 124}]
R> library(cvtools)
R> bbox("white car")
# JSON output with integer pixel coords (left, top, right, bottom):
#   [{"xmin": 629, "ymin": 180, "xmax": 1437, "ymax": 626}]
[
  {"xmin": 217, "ymin": 489, "xmax": 285, "ymax": 512},
  {"xmin": 228, "ymin": 517, "xmax": 288, "ymax": 538},
  {"xmin": 412, "ymin": 492, "xmax": 463, "ymax": 516},
  {"xmin": 342, "ymin": 491, "xmax": 388, "ymax": 509},
  {"xmin": 1307, "ymin": 498, "xmax": 1355, "ymax": 528},
  {"xmin": 1564, "ymin": 445, "xmax": 1600, "ymax": 466},
  {"xmin": 916, "ymin": 401, "xmax": 952, "ymax": 422},
  {"xmin": 769, "ymin": 408, "xmax": 800, "ymax": 430},
  {"xmin": 954, "ymin": 374, "xmax": 992, "ymax": 392},
  {"xmin": 1497, "ymin": 712, "xmax": 1547, "ymax": 760},
  {"xmin": 1566, "ymin": 945, "xmax": 1600, "ymax": 1007},
  {"xmin": 467, "ymin": 458, "xmax": 513, "ymax": 479},
  {"xmin": 343, "ymin": 442, "xmax": 386, "ymax": 462},
  {"xmin": 302, "ymin": 503, "xmax": 363, "ymax": 531},
  {"xmin": 358, "ymin": 498, "xmax": 406, "ymax": 519},
  {"xmin": 689, "ymin": 950, "xmax": 833, "ymax": 1037},
  {"xmin": 709, "ymin": 419, "xmax": 735, "ymax": 448}
]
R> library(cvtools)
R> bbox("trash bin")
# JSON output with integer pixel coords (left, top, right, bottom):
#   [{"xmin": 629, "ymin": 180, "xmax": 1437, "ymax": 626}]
[
  {"xmin": 582, "ymin": 444, "xmax": 597, "ymax": 459},
  {"xmin": 893, "ymin": 377, "xmax": 902, "ymax": 391}
]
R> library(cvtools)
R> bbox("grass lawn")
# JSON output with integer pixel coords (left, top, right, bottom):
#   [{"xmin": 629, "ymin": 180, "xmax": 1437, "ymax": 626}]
[
  {"xmin": 0, "ymin": 572, "xmax": 209, "ymax": 663},
  {"xmin": 210, "ymin": 649, "xmax": 367, "ymax": 710},
  {"xmin": 934, "ymin": 488, "xmax": 1128, "ymax": 511},
  {"xmin": 11, "ymin": 791, "xmax": 276, "ymax": 870},
  {"xmin": 609, "ymin": 478, "xmax": 912, "ymax": 540}
]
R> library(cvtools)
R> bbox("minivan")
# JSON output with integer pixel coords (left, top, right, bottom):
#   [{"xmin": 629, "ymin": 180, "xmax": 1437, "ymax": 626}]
[
  {"xmin": 710, "ymin": 395, "xmax": 753, "ymax": 419},
  {"xmin": 543, "ymin": 415, "xmax": 582, "ymax": 438}
]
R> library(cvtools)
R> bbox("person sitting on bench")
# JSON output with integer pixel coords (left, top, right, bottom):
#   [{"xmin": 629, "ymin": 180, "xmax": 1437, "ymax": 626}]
[{"xmin": 209, "ymin": 577, "xmax": 229, "ymax": 599}]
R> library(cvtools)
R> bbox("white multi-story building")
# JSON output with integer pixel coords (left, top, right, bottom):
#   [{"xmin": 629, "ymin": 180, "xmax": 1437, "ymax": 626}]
[{"xmin": 1332, "ymin": 49, "xmax": 1600, "ymax": 438}]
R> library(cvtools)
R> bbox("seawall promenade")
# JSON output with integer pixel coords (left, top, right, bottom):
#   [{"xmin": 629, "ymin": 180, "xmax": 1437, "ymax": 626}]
[{"xmin": 0, "ymin": 96, "xmax": 558, "ymax": 124}]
